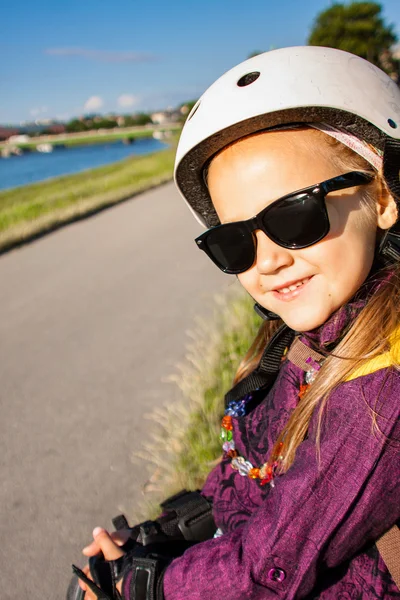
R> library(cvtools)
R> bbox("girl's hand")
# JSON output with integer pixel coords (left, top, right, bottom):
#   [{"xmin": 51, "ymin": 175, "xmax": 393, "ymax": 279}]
[
  {"xmin": 78, "ymin": 527, "xmax": 126, "ymax": 599},
  {"xmin": 82, "ymin": 527, "xmax": 132, "ymax": 557}
]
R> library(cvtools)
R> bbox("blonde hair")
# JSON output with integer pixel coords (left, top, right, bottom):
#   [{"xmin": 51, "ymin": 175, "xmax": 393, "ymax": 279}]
[{"xmin": 233, "ymin": 129, "xmax": 399, "ymax": 473}]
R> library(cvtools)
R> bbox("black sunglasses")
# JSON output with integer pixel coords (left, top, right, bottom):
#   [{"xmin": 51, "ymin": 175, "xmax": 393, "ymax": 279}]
[{"xmin": 195, "ymin": 171, "xmax": 374, "ymax": 274}]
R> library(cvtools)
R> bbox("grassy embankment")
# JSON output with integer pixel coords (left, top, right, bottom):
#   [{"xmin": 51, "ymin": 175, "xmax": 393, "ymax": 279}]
[
  {"xmin": 0, "ymin": 145, "xmax": 176, "ymax": 253},
  {"xmin": 134, "ymin": 285, "xmax": 261, "ymax": 520}
]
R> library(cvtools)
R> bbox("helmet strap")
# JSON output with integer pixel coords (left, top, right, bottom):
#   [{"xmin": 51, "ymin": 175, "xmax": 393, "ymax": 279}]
[
  {"xmin": 254, "ymin": 303, "xmax": 280, "ymax": 321},
  {"xmin": 383, "ymin": 137, "xmax": 400, "ymax": 203},
  {"xmin": 380, "ymin": 137, "xmax": 400, "ymax": 261},
  {"xmin": 380, "ymin": 231, "xmax": 400, "ymax": 262}
]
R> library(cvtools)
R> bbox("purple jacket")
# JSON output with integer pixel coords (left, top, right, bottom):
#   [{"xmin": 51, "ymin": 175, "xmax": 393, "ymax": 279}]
[{"xmin": 163, "ymin": 298, "xmax": 400, "ymax": 599}]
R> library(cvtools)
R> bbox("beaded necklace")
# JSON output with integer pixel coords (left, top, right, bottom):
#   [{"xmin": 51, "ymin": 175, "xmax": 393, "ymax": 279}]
[{"xmin": 220, "ymin": 338, "xmax": 325, "ymax": 487}]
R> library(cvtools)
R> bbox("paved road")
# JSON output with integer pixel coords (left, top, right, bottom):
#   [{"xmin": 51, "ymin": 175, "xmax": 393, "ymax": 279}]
[{"xmin": 0, "ymin": 182, "xmax": 231, "ymax": 599}]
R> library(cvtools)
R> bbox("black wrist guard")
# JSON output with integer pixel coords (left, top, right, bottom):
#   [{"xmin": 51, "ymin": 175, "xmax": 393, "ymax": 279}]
[
  {"xmin": 154, "ymin": 489, "xmax": 216, "ymax": 542},
  {"xmin": 120, "ymin": 540, "xmax": 194, "ymax": 600},
  {"xmin": 67, "ymin": 490, "xmax": 215, "ymax": 600},
  {"xmin": 119, "ymin": 552, "xmax": 169, "ymax": 600}
]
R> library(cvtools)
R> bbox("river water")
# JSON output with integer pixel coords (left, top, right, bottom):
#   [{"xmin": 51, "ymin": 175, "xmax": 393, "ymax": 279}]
[{"xmin": 0, "ymin": 137, "xmax": 167, "ymax": 191}]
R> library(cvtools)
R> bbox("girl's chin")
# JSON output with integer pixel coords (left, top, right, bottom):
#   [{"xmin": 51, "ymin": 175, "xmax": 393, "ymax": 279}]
[{"xmin": 267, "ymin": 306, "xmax": 332, "ymax": 332}]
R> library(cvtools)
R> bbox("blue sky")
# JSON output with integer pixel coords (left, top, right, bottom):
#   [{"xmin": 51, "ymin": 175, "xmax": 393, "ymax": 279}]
[{"xmin": 2, "ymin": 0, "xmax": 399, "ymax": 124}]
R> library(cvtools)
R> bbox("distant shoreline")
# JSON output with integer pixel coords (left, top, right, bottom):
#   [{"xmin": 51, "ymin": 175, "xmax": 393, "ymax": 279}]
[{"xmin": 0, "ymin": 123, "xmax": 181, "ymax": 153}]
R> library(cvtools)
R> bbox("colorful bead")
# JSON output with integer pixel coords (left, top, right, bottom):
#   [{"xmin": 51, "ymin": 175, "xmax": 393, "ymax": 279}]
[
  {"xmin": 260, "ymin": 475, "xmax": 273, "ymax": 486},
  {"xmin": 231, "ymin": 456, "xmax": 253, "ymax": 476},
  {"xmin": 225, "ymin": 397, "xmax": 248, "ymax": 417},
  {"xmin": 213, "ymin": 528, "xmax": 224, "ymax": 538},
  {"xmin": 248, "ymin": 468, "xmax": 260, "ymax": 479},
  {"xmin": 218, "ymin": 367, "xmax": 321, "ymax": 487},
  {"xmin": 221, "ymin": 415, "xmax": 233, "ymax": 430},
  {"xmin": 305, "ymin": 369, "xmax": 317, "ymax": 384},
  {"xmin": 227, "ymin": 449, "xmax": 238, "ymax": 459},
  {"xmin": 298, "ymin": 383, "xmax": 310, "ymax": 399},
  {"xmin": 219, "ymin": 427, "xmax": 233, "ymax": 442},
  {"xmin": 222, "ymin": 441, "xmax": 236, "ymax": 453},
  {"xmin": 218, "ymin": 392, "xmax": 299, "ymax": 487}
]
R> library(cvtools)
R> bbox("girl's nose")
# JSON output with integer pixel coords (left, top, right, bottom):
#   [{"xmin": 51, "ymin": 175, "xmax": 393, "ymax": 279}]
[{"xmin": 254, "ymin": 230, "xmax": 294, "ymax": 274}]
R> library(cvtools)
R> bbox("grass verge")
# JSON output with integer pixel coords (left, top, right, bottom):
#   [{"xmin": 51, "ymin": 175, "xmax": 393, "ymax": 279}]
[
  {"xmin": 0, "ymin": 145, "xmax": 175, "ymax": 254},
  {"xmin": 133, "ymin": 284, "xmax": 261, "ymax": 521}
]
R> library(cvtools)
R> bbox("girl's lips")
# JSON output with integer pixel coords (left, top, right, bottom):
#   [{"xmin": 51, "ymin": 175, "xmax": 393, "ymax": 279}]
[{"xmin": 272, "ymin": 276, "xmax": 313, "ymax": 302}]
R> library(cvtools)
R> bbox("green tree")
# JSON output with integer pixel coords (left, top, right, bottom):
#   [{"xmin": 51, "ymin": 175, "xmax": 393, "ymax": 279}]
[
  {"xmin": 123, "ymin": 113, "xmax": 152, "ymax": 126},
  {"xmin": 248, "ymin": 50, "xmax": 264, "ymax": 58},
  {"xmin": 65, "ymin": 119, "xmax": 89, "ymax": 133},
  {"xmin": 92, "ymin": 118, "xmax": 118, "ymax": 129},
  {"xmin": 308, "ymin": 2, "xmax": 398, "ymax": 74}
]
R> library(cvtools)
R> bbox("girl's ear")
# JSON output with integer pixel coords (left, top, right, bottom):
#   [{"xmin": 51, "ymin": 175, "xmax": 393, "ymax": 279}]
[{"xmin": 376, "ymin": 181, "xmax": 398, "ymax": 230}]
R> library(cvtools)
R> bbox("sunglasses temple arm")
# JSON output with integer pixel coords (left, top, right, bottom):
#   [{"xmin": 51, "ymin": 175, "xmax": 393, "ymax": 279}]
[{"xmin": 322, "ymin": 172, "xmax": 373, "ymax": 195}]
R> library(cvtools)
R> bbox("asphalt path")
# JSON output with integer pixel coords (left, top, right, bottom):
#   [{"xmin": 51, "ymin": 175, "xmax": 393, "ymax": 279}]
[{"xmin": 0, "ymin": 182, "xmax": 231, "ymax": 599}]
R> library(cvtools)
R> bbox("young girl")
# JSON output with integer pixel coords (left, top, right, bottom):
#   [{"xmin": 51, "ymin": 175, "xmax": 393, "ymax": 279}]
[{"xmin": 73, "ymin": 46, "xmax": 400, "ymax": 599}]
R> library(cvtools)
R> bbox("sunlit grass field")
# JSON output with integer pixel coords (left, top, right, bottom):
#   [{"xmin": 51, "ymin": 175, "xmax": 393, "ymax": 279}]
[
  {"xmin": 134, "ymin": 286, "xmax": 261, "ymax": 520},
  {"xmin": 0, "ymin": 146, "xmax": 175, "ymax": 252}
]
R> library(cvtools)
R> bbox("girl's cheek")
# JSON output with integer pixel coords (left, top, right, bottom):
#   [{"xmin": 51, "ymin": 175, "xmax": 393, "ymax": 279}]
[
  {"xmin": 237, "ymin": 270, "xmax": 257, "ymax": 295},
  {"xmin": 324, "ymin": 200, "xmax": 344, "ymax": 239}
]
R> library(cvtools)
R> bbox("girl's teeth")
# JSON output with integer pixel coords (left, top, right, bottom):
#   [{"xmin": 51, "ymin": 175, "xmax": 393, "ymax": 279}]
[{"xmin": 278, "ymin": 278, "xmax": 308, "ymax": 294}]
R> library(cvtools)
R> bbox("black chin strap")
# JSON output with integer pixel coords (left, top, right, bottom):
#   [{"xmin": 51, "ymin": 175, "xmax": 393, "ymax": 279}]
[
  {"xmin": 253, "ymin": 303, "xmax": 280, "ymax": 321},
  {"xmin": 381, "ymin": 232, "xmax": 400, "ymax": 262},
  {"xmin": 381, "ymin": 137, "xmax": 400, "ymax": 262},
  {"xmin": 225, "ymin": 323, "xmax": 295, "ymax": 406},
  {"xmin": 383, "ymin": 137, "xmax": 400, "ymax": 201}
]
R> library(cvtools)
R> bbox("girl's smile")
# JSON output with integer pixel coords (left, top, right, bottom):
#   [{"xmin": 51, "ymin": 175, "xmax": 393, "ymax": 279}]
[{"xmin": 271, "ymin": 275, "xmax": 313, "ymax": 301}]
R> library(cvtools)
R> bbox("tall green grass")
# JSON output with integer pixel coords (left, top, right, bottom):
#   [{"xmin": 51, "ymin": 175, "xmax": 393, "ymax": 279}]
[
  {"xmin": 0, "ymin": 146, "xmax": 175, "ymax": 252},
  {"xmin": 134, "ymin": 285, "xmax": 261, "ymax": 520}
]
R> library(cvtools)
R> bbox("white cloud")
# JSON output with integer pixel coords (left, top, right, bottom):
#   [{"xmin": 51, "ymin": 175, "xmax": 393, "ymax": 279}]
[
  {"xmin": 30, "ymin": 106, "xmax": 48, "ymax": 117},
  {"xmin": 84, "ymin": 96, "xmax": 104, "ymax": 111},
  {"xmin": 117, "ymin": 94, "xmax": 139, "ymax": 108}
]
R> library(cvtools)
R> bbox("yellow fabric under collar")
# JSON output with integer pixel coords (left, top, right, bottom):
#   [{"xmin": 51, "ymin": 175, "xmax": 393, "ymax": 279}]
[{"xmin": 346, "ymin": 327, "xmax": 400, "ymax": 381}]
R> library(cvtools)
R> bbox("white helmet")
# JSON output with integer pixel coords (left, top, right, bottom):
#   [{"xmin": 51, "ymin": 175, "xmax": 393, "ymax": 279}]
[{"xmin": 174, "ymin": 46, "xmax": 400, "ymax": 232}]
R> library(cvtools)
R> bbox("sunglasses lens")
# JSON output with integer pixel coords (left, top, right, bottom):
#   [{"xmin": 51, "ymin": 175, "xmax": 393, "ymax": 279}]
[
  {"xmin": 206, "ymin": 224, "xmax": 254, "ymax": 273},
  {"xmin": 263, "ymin": 193, "xmax": 328, "ymax": 247}
]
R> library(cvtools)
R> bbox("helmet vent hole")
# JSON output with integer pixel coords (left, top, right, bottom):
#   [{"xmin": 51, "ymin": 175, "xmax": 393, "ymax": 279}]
[
  {"xmin": 388, "ymin": 118, "xmax": 398, "ymax": 129},
  {"xmin": 237, "ymin": 71, "xmax": 260, "ymax": 87},
  {"xmin": 188, "ymin": 101, "xmax": 201, "ymax": 121}
]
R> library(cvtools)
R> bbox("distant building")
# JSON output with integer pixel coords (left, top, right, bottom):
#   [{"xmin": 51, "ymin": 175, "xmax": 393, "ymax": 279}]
[
  {"xmin": 46, "ymin": 124, "xmax": 66, "ymax": 134},
  {"xmin": 151, "ymin": 112, "xmax": 169, "ymax": 124},
  {"xmin": 0, "ymin": 127, "xmax": 19, "ymax": 141},
  {"xmin": 8, "ymin": 134, "xmax": 30, "ymax": 143},
  {"xmin": 151, "ymin": 110, "xmax": 181, "ymax": 125},
  {"xmin": 46, "ymin": 123, "xmax": 66, "ymax": 135}
]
